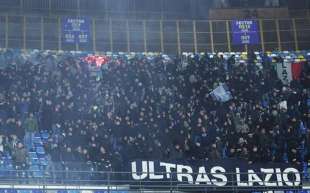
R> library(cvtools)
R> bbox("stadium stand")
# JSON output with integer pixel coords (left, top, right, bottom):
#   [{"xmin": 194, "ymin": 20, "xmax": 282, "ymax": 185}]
[
  {"xmin": 0, "ymin": 0, "xmax": 309, "ymax": 192},
  {"xmin": 0, "ymin": 49, "xmax": 309, "ymax": 185}
]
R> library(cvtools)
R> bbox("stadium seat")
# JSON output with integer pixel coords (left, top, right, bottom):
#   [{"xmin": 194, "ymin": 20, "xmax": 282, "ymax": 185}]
[
  {"xmin": 1, "ymin": 45, "xmax": 310, "ymax": 190},
  {"xmin": 111, "ymin": 191, "xmax": 128, "ymax": 193},
  {"xmin": 33, "ymin": 137, "xmax": 43, "ymax": 145},
  {"xmin": 36, "ymin": 146, "xmax": 45, "ymax": 157},
  {"xmin": 29, "ymin": 152, "xmax": 38, "ymax": 159},
  {"xmin": 32, "ymin": 190, "xmax": 43, "ymax": 193},
  {"xmin": 0, "ymin": 166, "xmax": 6, "ymax": 177},
  {"xmin": 18, "ymin": 190, "xmax": 31, "ymax": 193},
  {"xmin": 57, "ymin": 190, "xmax": 68, "ymax": 193},
  {"xmin": 31, "ymin": 158, "xmax": 39, "ymax": 165},
  {"xmin": 94, "ymin": 191, "xmax": 106, "ymax": 193},
  {"xmin": 34, "ymin": 132, "xmax": 41, "ymax": 137},
  {"xmin": 41, "ymin": 131, "xmax": 49, "ymax": 140},
  {"xmin": 4, "ymin": 153, "xmax": 12, "ymax": 161},
  {"xmin": 30, "ymin": 165, "xmax": 44, "ymax": 178},
  {"xmin": 39, "ymin": 158, "xmax": 48, "ymax": 166},
  {"xmin": 68, "ymin": 190, "xmax": 80, "ymax": 193},
  {"xmin": 6, "ymin": 189, "xmax": 18, "ymax": 193}
]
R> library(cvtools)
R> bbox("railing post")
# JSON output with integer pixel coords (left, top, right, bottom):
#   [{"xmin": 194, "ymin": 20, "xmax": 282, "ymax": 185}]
[
  {"xmin": 209, "ymin": 20, "xmax": 215, "ymax": 53},
  {"xmin": 233, "ymin": 172, "xmax": 237, "ymax": 193},
  {"xmin": 170, "ymin": 171, "xmax": 173, "ymax": 193},
  {"xmin": 292, "ymin": 18, "xmax": 299, "ymax": 51},
  {"xmin": 226, "ymin": 20, "xmax": 231, "ymax": 52},
  {"xmin": 176, "ymin": 20, "xmax": 181, "ymax": 55},
  {"xmin": 138, "ymin": 172, "xmax": 142, "ymax": 193},
  {"xmin": 193, "ymin": 20, "xmax": 198, "ymax": 53},
  {"xmin": 58, "ymin": 16, "xmax": 62, "ymax": 51},
  {"xmin": 109, "ymin": 18, "xmax": 113, "ymax": 52},
  {"xmin": 259, "ymin": 19, "xmax": 265, "ymax": 53},
  {"xmin": 75, "ymin": 18, "xmax": 79, "ymax": 52},
  {"xmin": 143, "ymin": 20, "xmax": 147, "ymax": 53},
  {"xmin": 160, "ymin": 20, "xmax": 164, "ymax": 53},
  {"xmin": 107, "ymin": 170, "xmax": 110, "ymax": 193},
  {"xmin": 23, "ymin": 16, "xmax": 26, "ymax": 50},
  {"xmin": 20, "ymin": 0, "xmax": 24, "ymax": 14},
  {"xmin": 92, "ymin": 18, "xmax": 96, "ymax": 52},
  {"xmin": 43, "ymin": 167, "xmax": 46, "ymax": 187},
  {"xmin": 77, "ymin": 0, "xmax": 81, "ymax": 16},
  {"xmin": 5, "ymin": 14, "xmax": 8, "ymax": 49},
  {"xmin": 126, "ymin": 20, "xmax": 130, "ymax": 53},
  {"xmin": 275, "ymin": 19, "xmax": 282, "ymax": 51},
  {"xmin": 41, "ymin": 17, "xmax": 44, "ymax": 50},
  {"xmin": 48, "ymin": 0, "xmax": 52, "ymax": 16}
]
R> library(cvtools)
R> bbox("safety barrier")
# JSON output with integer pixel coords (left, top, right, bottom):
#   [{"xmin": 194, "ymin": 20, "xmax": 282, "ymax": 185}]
[
  {"xmin": 0, "ymin": 14, "xmax": 309, "ymax": 54},
  {"xmin": 0, "ymin": 169, "xmax": 307, "ymax": 193}
]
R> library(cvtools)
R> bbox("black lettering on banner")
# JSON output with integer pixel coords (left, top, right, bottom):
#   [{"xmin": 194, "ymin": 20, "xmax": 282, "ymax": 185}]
[{"xmin": 281, "ymin": 62, "xmax": 289, "ymax": 83}]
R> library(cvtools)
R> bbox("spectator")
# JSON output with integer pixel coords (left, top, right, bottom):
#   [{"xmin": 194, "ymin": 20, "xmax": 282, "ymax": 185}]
[
  {"xmin": 0, "ymin": 136, "xmax": 5, "ymax": 157},
  {"xmin": 214, "ymin": 0, "xmax": 229, "ymax": 8},
  {"xmin": 12, "ymin": 142, "xmax": 28, "ymax": 177},
  {"xmin": 23, "ymin": 113, "xmax": 38, "ymax": 147},
  {"xmin": 0, "ymin": 49, "xmax": 309, "ymax": 177},
  {"xmin": 265, "ymin": 0, "xmax": 280, "ymax": 7},
  {"xmin": 209, "ymin": 143, "xmax": 221, "ymax": 161},
  {"xmin": 47, "ymin": 142, "xmax": 63, "ymax": 182}
]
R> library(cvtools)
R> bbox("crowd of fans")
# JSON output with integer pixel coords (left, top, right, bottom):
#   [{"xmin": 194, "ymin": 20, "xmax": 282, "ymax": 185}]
[
  {"xmin": 214, "ymin": 0, "xmax": 282, "ymax": 8},
  {"xmin": 0, "ymin": 49, "xmax": 310, "ymax": 175}
]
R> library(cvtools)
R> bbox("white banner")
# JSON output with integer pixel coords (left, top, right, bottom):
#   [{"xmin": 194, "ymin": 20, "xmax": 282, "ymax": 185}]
[
  {"xmin": 276, "ymin": 62, "xmax": 292, "ymax": 85},
  {"xmin": 210, "ymin": 83, "xmax": 232, "ymax": 102}
]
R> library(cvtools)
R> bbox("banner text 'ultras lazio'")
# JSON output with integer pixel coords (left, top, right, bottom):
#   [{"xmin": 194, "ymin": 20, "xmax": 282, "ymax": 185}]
[{"xmin": 130, "ymin": 160, "xmax": 301, "ymax": 187}]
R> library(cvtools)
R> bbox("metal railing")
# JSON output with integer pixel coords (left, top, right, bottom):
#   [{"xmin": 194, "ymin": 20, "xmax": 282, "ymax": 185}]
[
  {"xmin": 0, "ymin": 0, "xmax": 302, "ymax": 19},
  {"xmin": 0, "ymin": 169, "xmax": 305, "ymax": 192},
  {"xmin": 0, "ymin": 14, "xmax": 309, "ymax": 54}
]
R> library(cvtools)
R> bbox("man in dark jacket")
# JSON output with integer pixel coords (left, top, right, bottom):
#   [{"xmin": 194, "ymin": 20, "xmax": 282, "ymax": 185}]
[{"xmin": 12, "ymin": 142, "xmax": 28, "ymax": 178}]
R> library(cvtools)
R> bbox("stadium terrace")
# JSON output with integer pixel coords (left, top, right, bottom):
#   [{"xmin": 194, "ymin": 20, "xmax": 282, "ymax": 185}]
[{"xmin": 131, "ymin": 161, "xmax": 301, "ymax": 187}]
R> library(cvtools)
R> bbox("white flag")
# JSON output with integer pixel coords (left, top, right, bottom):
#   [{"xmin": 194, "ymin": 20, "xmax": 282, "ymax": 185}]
[
  {"xmin": 210, "ymin": 83, "xmax": 232, "ymax": 102},
  {"xmin": 279, "ymin": 100, "xmax": 287, "ymax": 110},
  {"xmin": 275, "ymin": 61, "xmax": 292, "ymax": 85}
]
